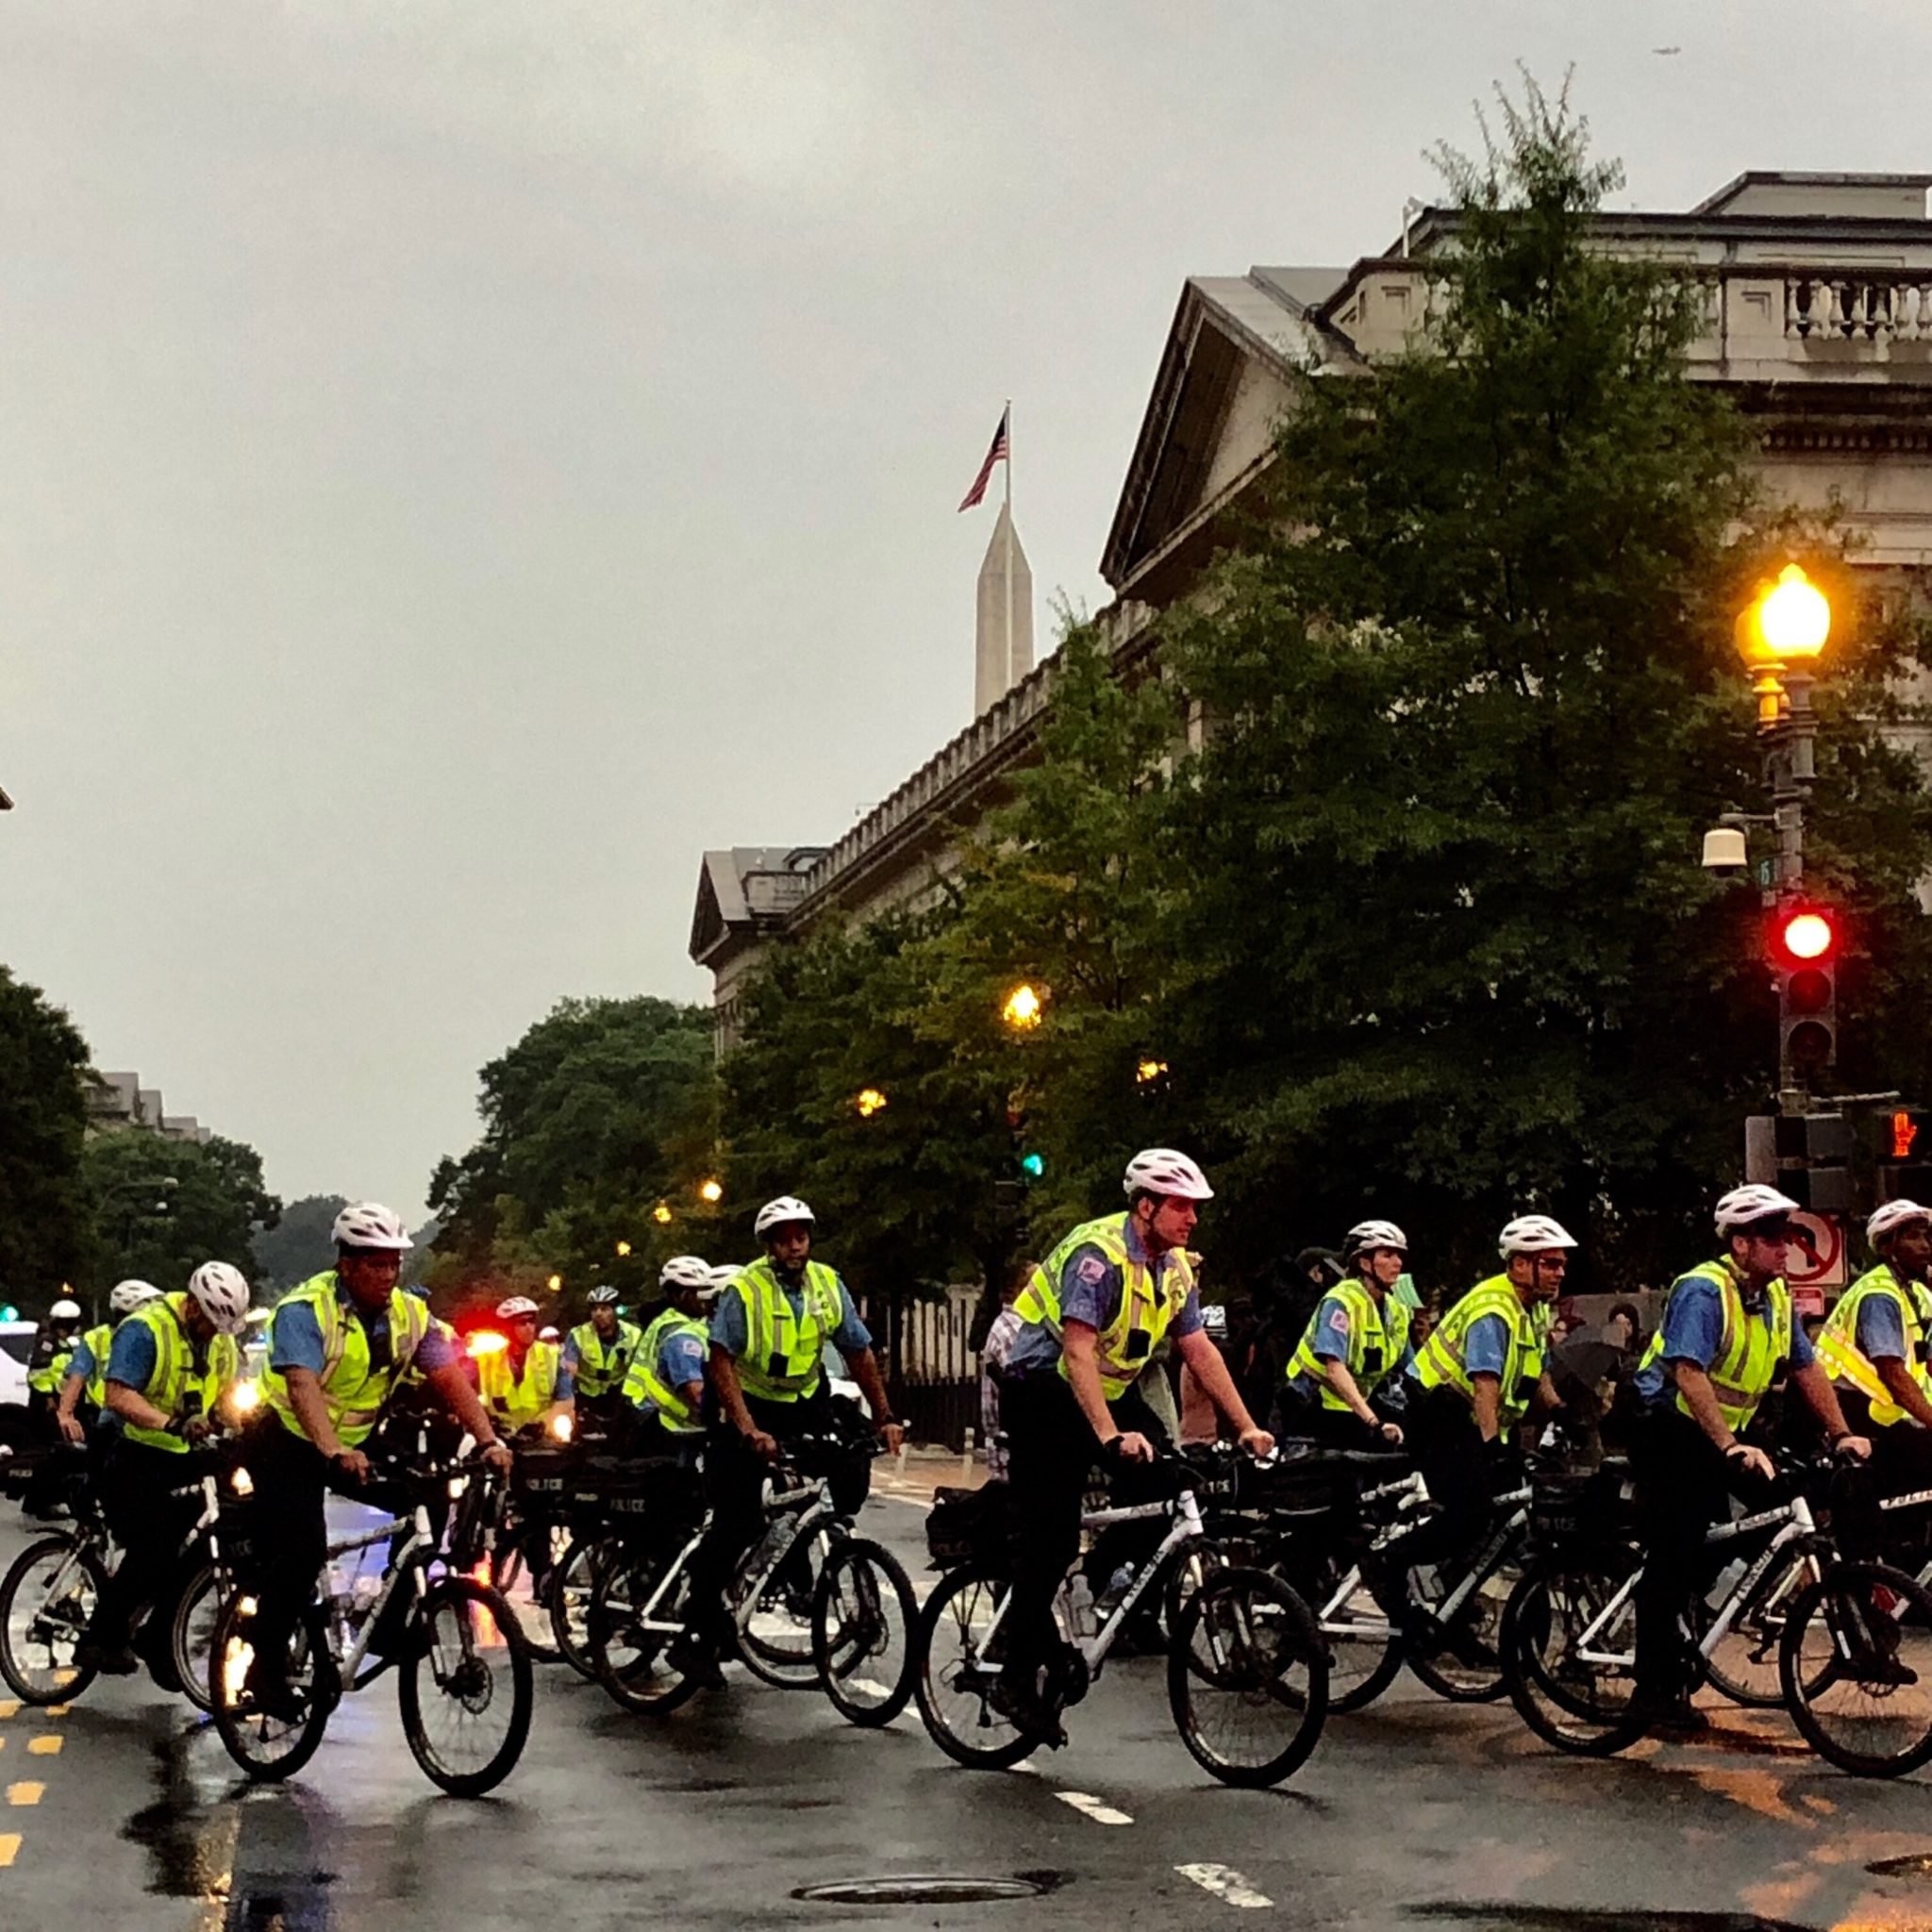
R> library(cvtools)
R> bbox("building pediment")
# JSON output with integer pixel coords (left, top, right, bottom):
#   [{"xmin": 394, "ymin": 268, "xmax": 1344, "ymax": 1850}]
[{"xmin": 1101, "ymin": 269, "xmax": 1355, "ymax": 596}]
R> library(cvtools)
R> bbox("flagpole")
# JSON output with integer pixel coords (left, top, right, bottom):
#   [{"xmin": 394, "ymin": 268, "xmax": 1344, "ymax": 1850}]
[{"xmin": 1004, "ymin": 398, "xmax": 1012, "ymax": 511}]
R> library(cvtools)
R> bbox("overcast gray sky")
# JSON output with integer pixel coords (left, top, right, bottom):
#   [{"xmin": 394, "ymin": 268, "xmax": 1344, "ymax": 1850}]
[{"xmin": 3, "ymin": 1, "xmax": 1927, "ymax": 1220}]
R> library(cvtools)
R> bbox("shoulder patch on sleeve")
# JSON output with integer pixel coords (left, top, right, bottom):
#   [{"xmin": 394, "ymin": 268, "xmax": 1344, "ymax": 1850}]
[
  {"xmin": 1327, "ymin": 1307, "xmax": 1351, "ymax": 1336},
  {"xmin": 1074, "ymin": 1254, "xmax": 1109, "ymax": 1284}
]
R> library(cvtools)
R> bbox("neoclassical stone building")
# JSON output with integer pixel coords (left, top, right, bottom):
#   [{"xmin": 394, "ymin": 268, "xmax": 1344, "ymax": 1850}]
[{"xmin": 691, "ymin": 172, "xmax": 1932, "ymax": 1041}]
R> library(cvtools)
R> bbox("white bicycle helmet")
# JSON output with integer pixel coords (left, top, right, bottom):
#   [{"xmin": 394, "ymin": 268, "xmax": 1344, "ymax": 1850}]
[
  {"xmin": 1869, "ymin": 1199, "xmax": 1931, "ymax": 1245},
  {"xmin": 331, "ymin": 1201, "xmax": 414, "ymax": 1253},
  {"xmin": 587, "ymin": 1284, "xmax": 622, "ymax": 1307},
  {"xmin": 539, "ymin": 1324, "xmax": 560, "ymax": 1343},
  {"xmin": 659, "ymin": 1255, "xmax": 713, "ymax": 1293},
  {"xmin": 1499, "ymin": 1214, "xmax": 1577, "ymax": 1258},
  {"xmin": 1715, "ymin": 1185, "xmax": 1800, "ymax": 1234},
  {"xmin": 706, "ymin": 1262, "xmax": 743, "ymax": 1301},
  {"xmin": 496, "ymin": 1294, "xmax": 541, "ymax": 1321},
  {"xmin": 48, "ymin": 1297, "xmax": 81, "ymax": 1323},
  {"xmin": 187, "ymin": 1262, "xmax": 252, "ymax": 1338},
  {"xmin": 1122, "ymin": 1148, "xmax": 1214, "ymax": 1201},
  {"xmin": 109, "ymin": 1279, "xmax": 161, "ymax": 1317},
  {"xmin": 1343, "ymin": 1219, "xmax": 1408, "ymax": 1258},
  {"xmin": 755, "ymin": 1195, "xmax": 815, "ymax": 1238}
]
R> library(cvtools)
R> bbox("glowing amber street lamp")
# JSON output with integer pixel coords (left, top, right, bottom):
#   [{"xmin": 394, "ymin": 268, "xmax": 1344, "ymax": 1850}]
[
  {"xmin": 1001, "ymin": 983, "xmax": 1043, "ymax": 1030},
  {"xmin": 1136, "ymin": 1058, "xmax": 1170, "ymax": 1085},
  {"xmin": 614, "ymin": 1240, "xmax": 632, "ymax": 1257},
  {"xmin": 855, "ymin": 1087, "xmax": 890, "ymax": 1119},
  {"xmin": 698, "ymin": 1177, "xmax": 724, "ymax": 1204},
  {"xmin": 651, "ymin": 1202, "xmax": 674, "ymax": 1225},
  {"xmin": 546, "ymin": 1274, "xmax": 563, "ymax": 1292}
]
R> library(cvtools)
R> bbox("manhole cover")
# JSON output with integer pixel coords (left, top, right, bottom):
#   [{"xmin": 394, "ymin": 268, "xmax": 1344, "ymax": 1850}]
[
  {"xmin": 1868, "ymin": 1853, "xmax": 1932, "ymax": 1877},
  {"xmin": 793, "ymin": 1875, "xmax": 1046, "ymax": 1906}
]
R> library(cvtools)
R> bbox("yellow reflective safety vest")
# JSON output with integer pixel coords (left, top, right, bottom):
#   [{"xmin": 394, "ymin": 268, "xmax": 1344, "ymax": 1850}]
[
  {"xmin": 80, "ymin": 1323, "xmax": 114, "ymax": 1408},
  {"xmin": 478, "ymin": 1340, "xmax": 560, "ymax": 1429},
  {"xmin": 1640, "ymin": 1259, "xmax": 1792, "ymax": 1436},
  {"xmin": 727, "ymin": 1259, "xmax": 846, "ymax": 1404},
  {"xmin": 1414, "ymin": 1275, "xmax": 1548, "ymax": 1426},
  {"xmin": 1287, "ymin": 1280, "xmax": 1412, "ymax": 1410},
  {"xmin": 261, "ymin": 1272, "xmax": 433, "ymax": 1448},
  {"xmin": 568, "ymin": 1319, "xmax": 642, "ymax": 1400},
  {"xmin": 1817, "ymin": 1262, "xmax": 1932, "ymax": 1428},
  {"xmin": 1012, "ymin": 1212, "xmax": 1198, "ymax": 1403},
  {"xmin": 625, "ymin": 1307, "xmax": 707, "ymax": 1433},
  {"xmin": 117, "ymin": 1293, "xmax": 242, "ymax": 1455}
]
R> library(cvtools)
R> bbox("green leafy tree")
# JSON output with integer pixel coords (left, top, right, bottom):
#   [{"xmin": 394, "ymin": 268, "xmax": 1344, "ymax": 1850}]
[
  {"xmin": 0, "ymin": 966, "xmax": 92, "ymax": 1309},
  {"xmin": 425, "ymin": 997, "xmax": 718, "ymax": 1321},
  {"xmin": 250, "ymin": 1192, "xmax": 349, "ymax": 1293},
  {"xmin": 1156, "ymin": 78, "xmax": 1932, "ymax": 1291},
  {"xmin": 83, "ymin": 1131, "xmax": 282, "ymax": 1307}
]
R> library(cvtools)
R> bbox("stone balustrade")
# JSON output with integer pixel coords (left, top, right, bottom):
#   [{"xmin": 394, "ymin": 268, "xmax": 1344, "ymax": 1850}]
[{"xmin": 1785, "ymin": 274, "xmax": 1932, "ymax": 343}]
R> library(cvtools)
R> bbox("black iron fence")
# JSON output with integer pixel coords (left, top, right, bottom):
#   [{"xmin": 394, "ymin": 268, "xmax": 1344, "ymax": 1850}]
[{"xmin": 859, "ymin": 1291, "xmax": 982, "ymax": 1453}]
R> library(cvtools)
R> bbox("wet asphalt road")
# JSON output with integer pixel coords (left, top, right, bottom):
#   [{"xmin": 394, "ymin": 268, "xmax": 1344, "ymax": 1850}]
[{"xmin": 9, "ymin": 1499, "xmax": 1932, "ymax": 1932}]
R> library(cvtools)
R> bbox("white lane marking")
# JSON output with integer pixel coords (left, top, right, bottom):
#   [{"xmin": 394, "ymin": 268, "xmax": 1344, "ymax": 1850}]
[
  {"xmin": 1056, "ymin": 1790, "xmax": 1133, "ymax": 1826},
  {"xmin": 848, "ymin": 1678, "xmax": 891, "ymax": 1701},
  {"xmin": 1176, "ymin": 1863, "xmax": 1273, "ymax": 1908}
]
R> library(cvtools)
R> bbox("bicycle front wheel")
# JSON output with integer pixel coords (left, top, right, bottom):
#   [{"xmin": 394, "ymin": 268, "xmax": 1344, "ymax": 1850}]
[
  {"xmin": 0, "ymin": 1533, "xmax": 106, "ymax": 1705},
  {"xmin": 811, "ymin": 1538, "xmax": 916, "ymax": 1726},
  {"xmin": 548, "ymin": 1538, "xmax": 605, "ymax": 1681},
  {"xmin": 589, "ymin": 1546, "xmax": 702, "ymax": 1716},
  {"xmin": 208, "ymin": 1591, "xmax": 335, "ymax": 1783},
  {"xmin": 1405, "ymin": 1553, "xmax": 1515, "ymax": 1703},
  {"xmin": 398, "ymin": 1575, "xmax": 533, "ymax": 1797},
  {"xmin": 912, "ymin": 1568, "xmax": 1039, "ymax": 1771},
  {"xmin": 1501, "ymin": 1559, "xmax": 1644, "ymax": 1757},
  {"xmin": 1781, "ymin": 1559, "xmax": 1932, "ymax": 1779},
  {"xmin": 1167, "ymin": 1568, "xmax": 1327, "ymax": 1788}
]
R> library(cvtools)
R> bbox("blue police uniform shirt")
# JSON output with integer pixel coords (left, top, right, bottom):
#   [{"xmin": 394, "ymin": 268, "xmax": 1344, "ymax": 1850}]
[
  {"xmin": 105, "ymin": 1321, "xmax": 160, "ymax": 1391},
  {"xmin": 1857, "ymin": 1293, "xmax": 1909, "ymax": 1361},
  {"xmin": 1287, "ymin": 1291, "xmax": 1415, "ymax": 1403},
  {"xmin": 1003, "ymin": 1219, "xmax": 1204, "ymax": 1379},
  {"xmin": 635, "ymin": 1324, "xmax": 708, "ymax": 1419},
  {"xmin": 67, "ymin": 1334, "xmax": 98, "ymax": 1387},
  {"xmin": 1633, "ymin": 1270, "xmax": 1814, "ymax": 1406},
  {"xmin": 708, "ymin": 1271, "xmax": 871, "ymax": 1357},
  {"xmin": 271, "ymin": 1293, "xmax": 459, "ymax": 1375}
]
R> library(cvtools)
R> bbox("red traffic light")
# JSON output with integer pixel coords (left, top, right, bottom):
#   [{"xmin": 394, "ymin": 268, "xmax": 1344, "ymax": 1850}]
[{"xmin": 1772, "ymin": 906, "xmax": 1838, "ymax": 966}]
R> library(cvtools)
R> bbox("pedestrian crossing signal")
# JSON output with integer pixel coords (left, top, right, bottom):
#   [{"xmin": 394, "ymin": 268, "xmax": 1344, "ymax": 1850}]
[{"xmin": 1019, "ymin": 1152, "xmax": 1045, "ymax": 1182}]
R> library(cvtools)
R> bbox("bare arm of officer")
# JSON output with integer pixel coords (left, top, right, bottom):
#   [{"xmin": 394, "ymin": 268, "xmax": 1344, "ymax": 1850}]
[
  {"xmin": 710, "ymin": 1344, "xmax": 776, "ymax": 1458},
  {"xmin": 55, "ymin": 1371, "xmax": 88, "ymax": 1442},
  {"xmin": 840, "ymin": 1346, "xmax": 905, "ymax": 1456},
  {"xmin": 1470, "ymin": 1372, "xmax": 1503, "ymax": 1443},
  {"xmin": 1062, "ymin": 1322, "xmax": 1150, "ymax": 1460},
  {"xmin": 1874, "ymin": 1356, "xmax": 1932, "ymax": 1431},
  {"xmin": 103, "ymin": 1378, "xmax": 175, "ymax": 1435},
  {"xmin": 1174, "ymin": 1325, "xmax": 1274, "ymax": 1453},
  {"xmin": 423, "ymin": 1363, "xmax": 512, "ymax": 1471},
  {"xmin": 1668, "ymin": 1361, "xmax": 1774, "ymax": 1479},
  {"xmin": 1790, "ymin": 1359, "xmax": 1870, "ymax": 1460}
]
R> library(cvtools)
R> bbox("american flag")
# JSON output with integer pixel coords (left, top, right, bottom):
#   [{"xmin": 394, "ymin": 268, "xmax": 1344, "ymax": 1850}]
[{"xmin": 957, "ymin": 407, "xmax": 1009, "ymax": 511}]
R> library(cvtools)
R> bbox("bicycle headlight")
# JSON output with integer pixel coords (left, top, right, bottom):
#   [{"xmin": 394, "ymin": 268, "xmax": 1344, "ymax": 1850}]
[{"xmin": 230, "ymin": 1467, "xmax": 255, "ymax": 1497}]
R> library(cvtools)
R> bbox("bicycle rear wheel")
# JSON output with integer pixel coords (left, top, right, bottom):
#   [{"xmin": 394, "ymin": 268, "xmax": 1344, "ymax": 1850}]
[
  {"xmin": 1405, "ymin": 1553, "xmax": 1515, "ymax": 1703},
  {"xmin": 589, "ymin": 1546, "xmax": 702, "ymax": 1716},
  {"xmin": 398, "ymin": 1575, "xmax": 533, "ymax": 1796},
  {"xmin": 912, "ymin": 1568, "xmax": 1039, "ymax": 1771},
  {"xmin": 811, "ymin": 1538, "xmax": 916, "ymax": 1726},
  {"xmin": 171, "ymin": 1561, "xmax": 223, "ymax": 1713},
  {"xmin": 0, "ymin": 1534, "xmax": 105, "ymax": 1705},
  {"xmin": 1167, "ymin": 1568, "xmax": 1327, "ymax": 1788},
  {"xmin": 208, "ymin": 1591, "xmax": 335, "ymax": 1783},
  {"xmin": 1501, "ymin": 1559, "xmax": 1645, "ymax": 1756},
  {"xmin": 1781, "ymin": 1559, "xmax": 1932, "ymax": 1778},
  {"xmin": 734, "ymin": 1526, "xmax": 828, "ymax": 1689},
  {"xmin": 1704, "ymin": 1544, "xmax": 1818, "ymax": 1709},
  {"xmin": 1296, "ymin": 1552, "xmax": 1404, "ymax": 1714}
]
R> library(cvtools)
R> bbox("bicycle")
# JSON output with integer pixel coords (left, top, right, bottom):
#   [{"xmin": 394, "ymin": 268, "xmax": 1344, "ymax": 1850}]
[
  {"xmin": 208, "ymin": 1450, "xmax": 533, "ymax": 1797},
  {"xmin": 588, "ymin": 1432, "xmax": 917, "ymax": 1727},
  {"xmin": 1502, "ymin": 1452, "xmax": 1932, "ymax": 1776},
  {"xmin": 0, "ymin": 1438, "xmax": 248, "ymax": 1707},
  {"xmin": 913, "ymin": 1448, "xmax": 1327, "ymax": 1787}
]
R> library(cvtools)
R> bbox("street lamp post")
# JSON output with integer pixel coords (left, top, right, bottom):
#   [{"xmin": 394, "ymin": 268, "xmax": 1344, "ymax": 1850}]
[{"xmin": 1734, "ymin": 564, "xmax": 1833, "ymax": 1107}]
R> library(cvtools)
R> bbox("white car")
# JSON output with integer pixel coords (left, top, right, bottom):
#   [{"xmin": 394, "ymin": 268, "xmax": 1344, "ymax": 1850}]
[{"xmin": 0, "ymin": 1321, "xmax": 39, "ymax": 1448}]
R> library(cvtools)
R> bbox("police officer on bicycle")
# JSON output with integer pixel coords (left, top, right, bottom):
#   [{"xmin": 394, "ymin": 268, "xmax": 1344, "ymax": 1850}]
[
  {"xmin": 1281, "ymin": 1220, "xmax": 1414, "ymax": 1449},
  {"xmin": 54, "ymin": 1279, "xmax": 161, "ymax": 1443},
  {"xmin": 78, "ymin": 1262, "xmax": 250, "ymax": 1679},
  {"xmin": 997, "ymin": 1149, "xmax": 1274, "ymax": 1740},
  {"xmin": 245, "ymin": 1203, "xmax": 509, "ymax": 1717},
  {"xmin": 1628, "ymin": 1185, "xmax": 1870, "ymax": 1732},
  {"xmin": 669, "ymin": 1197, "xmax": 900, "ymax": 1688},
  {"xmin": 623, "ymin": 1256, "xmax": 714, "ymax": 1454},
  {"xmin": 562, "ymin": 1285, "xmax": 642, "ymax": 1427}
]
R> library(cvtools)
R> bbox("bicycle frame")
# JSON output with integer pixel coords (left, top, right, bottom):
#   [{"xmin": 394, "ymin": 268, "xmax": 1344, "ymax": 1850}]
[
  {"xmin": 313, "ymin": 1501, "xmax": 437, "ymax": 1687},
  {"xmin": 1570, "ymin": 1496, "xmax": 1818, "ymax": 1671}
]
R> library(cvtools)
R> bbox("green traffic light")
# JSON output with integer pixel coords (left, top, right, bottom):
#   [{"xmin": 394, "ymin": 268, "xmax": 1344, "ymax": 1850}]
[
  {"xmin": 0, "ymin": 1305, "xmax": 17, "ymax": 1322},
  {"xmin": 1020, "ymin": 1152, "xmax": 1045, "ymax": 1180}
]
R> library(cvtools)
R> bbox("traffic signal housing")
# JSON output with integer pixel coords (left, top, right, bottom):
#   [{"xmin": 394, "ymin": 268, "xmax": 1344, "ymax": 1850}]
[{"xmin": 1770, "ymin": 904, "xmax": 1839, "ymax": 1077}]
